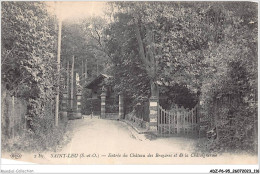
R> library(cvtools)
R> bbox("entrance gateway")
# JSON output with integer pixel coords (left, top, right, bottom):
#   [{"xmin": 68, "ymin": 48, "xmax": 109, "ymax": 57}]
[
  {"xmin": 65, "ymin": 73, "xmax": 200, "ymax": 136},
  {"xmin": 84, "ymin": 74, "xmax": 120, "ymax": 119}
]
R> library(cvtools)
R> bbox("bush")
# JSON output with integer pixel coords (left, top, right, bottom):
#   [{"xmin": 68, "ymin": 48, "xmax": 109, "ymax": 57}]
[
  {"xmin": 2, "ymin": 122, "xmax": 68, "ymax": 152},
  {"xmin": 1, "ymin": 93, "xmax": 69, "ymax": 152},
  {"xmin": 201, "ymin": 62, "xmax": 257, "ymax": 153}
]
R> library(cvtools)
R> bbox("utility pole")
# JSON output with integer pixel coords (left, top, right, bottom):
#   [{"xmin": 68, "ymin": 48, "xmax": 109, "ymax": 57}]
[{"xmin": 55, "ymin": 3, "xmax": 62, "ymax": 127}]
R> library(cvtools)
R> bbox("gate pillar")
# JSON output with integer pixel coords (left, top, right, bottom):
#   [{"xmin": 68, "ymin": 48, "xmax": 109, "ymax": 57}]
[
  {"xmin": 118, "ymin": 92, "xmax": 124, "ymax": 119},
  {"xmin": 149, "ymin": 96, "xmax": 158, "ymax": 134},
  {"xmin": 101, "ymin": 89, "xmax": 106, "ymax": 119},
  {"xmin": 76, "ymin": 93, "xmax": 82, "ymax": 118},
  {"xmin": 60, "ymin": 92, "xmax": 68, "ymax": 122}
]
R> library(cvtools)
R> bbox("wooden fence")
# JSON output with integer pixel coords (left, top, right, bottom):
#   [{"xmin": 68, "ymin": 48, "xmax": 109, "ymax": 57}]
[
  {"xmin": 1, "ymin": 93, "xmax": 27, "ymax": 139},
  {"xmin": 158, "ymin": 104, "xmax": 200, "ymax": 136}
]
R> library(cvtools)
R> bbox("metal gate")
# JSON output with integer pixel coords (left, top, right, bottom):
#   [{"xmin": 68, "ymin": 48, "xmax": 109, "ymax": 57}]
[
  {"xmin": 82, "ymin": 98, "xmax": 101, "ymax": 115},
  {"xmin": 158, "ymin": 104, "xmax": 200, "ymax": 136}
]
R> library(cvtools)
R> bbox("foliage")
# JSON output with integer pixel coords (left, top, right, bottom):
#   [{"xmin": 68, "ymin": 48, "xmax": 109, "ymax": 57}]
[
  {"xmin": 104, "ymin": 2, "xmax": 204, "ymax": 108},
  {"xmin": 1, "ymin": 2, "xmax": 67, "ymax": 151},
  {"xmin": 159, "ymin": 84, "xmax": 198, "ymax": 109},
  {"xmin": 104, "ymin": 5, "xmax": 153, "ymax": 108},
  {"xmin": 61, "ymin": 19, "xmax": 89, "ymax": 74},
  {"xmin": 2, "ymin": 2, "xmax": 58, "ymax": 97},
  {"xmin": 199, "ymin": 2, "xmax": 257, "ymax": 153},
  {"xmin": 61, "ymin": 17, "xmax": 112, "ymax": 84}
]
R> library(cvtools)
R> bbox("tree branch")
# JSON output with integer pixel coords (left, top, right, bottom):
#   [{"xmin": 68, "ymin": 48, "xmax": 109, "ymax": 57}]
[
  {"xmin": 85, "ymin": 44, "xmax": 113, "ymax": 60},
  {"xmin": 94, "ymin": 27, "xmax": 102, "ymax": 47},
  {"xmin": 147, "ymin": 30, "xmax": 156, "ymax": 78}
]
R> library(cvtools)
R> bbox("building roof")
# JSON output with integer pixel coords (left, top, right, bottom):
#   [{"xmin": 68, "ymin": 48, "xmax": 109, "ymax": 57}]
[{"xmin": 85, "ymin": 73, "xmax": 112, "ymax": 89}]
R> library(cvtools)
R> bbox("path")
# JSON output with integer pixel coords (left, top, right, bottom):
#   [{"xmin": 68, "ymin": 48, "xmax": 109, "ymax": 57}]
[
  {"xmin": 2, "ymin": 117, "xmax": 257, "ymax": 165},
  {"xmin": 58, "ymin": 117, "xmax": 197, "ymax": 164}
]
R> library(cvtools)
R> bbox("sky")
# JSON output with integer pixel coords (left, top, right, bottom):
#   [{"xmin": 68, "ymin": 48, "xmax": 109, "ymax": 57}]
[{"xmin": 45, "ymin": 1, "xmax": 107, "ymax": 20}]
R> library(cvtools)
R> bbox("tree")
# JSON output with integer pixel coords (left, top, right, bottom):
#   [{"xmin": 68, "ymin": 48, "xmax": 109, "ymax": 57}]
[
  {"xmin": 2, "ymin": 1, "xmax": 66, "ymax": 151},
  {"xmin": 2, "ymin": 1, "xmax": 59, "ymax": 112},
  {"xmin": 105, "ymin": 2, "xmax": 208, "ymax": 105},
  {"xmin": 104, "ymin": 9, "xmax": 151, "ymax": 107}
]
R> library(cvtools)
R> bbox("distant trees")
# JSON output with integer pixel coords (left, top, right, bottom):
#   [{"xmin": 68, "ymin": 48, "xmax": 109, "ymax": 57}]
[
  {"xmin": 81, "ymin": 16, "xmax": 113, "ymax": 79},
  {"xmin": 60, "ymin": 17, "xmax": 112, "ymax": 117},
  {"xmin": 61, "ymin": 17, "xmax": 111, "ymax": 85}
]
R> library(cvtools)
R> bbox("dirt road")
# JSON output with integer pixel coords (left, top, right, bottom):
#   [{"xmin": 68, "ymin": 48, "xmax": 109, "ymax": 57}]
[{"xmin": 2, "ymin": 117, "xmax": 257, "ymax": 164}]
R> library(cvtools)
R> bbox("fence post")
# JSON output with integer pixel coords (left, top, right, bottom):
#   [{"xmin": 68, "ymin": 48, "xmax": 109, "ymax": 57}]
[
  {"xmin": 101, "ymin": 87, "xmax": 106, "ymax": 119},
  {"xmin": 197, "ymin": 104, "xmax": 201, "ymax": 137},
  {"xmin": 118, "ymin": 92, "xmax": 124, "ymax": 119},
  {"xmin": 12, "ymin": 96, "xmax": 15, "ymax": 139},
  {"xmin": 149, "ymin": 96, "xmax": 158, "ymax": 134},
  {"xmin": 176, "ymin": 105, "xmax": 181, "ymax": 134}
]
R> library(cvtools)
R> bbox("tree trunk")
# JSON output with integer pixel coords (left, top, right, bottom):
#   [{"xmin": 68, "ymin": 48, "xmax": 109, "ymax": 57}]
[
  {"xmin": 150, "ymin": 81, "xmax": 159, "ymax": 98},
  {"xmin": 55, "ymin": 18, "xmax": 62, "ymax": 127},
  {"xmin": 134, "ymin": 19, "xmax": 151, "ymax": 74},
  {"xmin": 67, "ymin": 61, "xmax": 70, "ymax": 110},
  {"xmin": 71, "ymin": 55, "xmax": 74, "ymax": 109},
  {"xmin": 134, "ymin": 16, "xmax": 159, "ymax": 99}
]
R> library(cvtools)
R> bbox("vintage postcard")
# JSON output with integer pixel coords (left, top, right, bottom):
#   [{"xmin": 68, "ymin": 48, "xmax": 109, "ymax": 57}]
[{"xmin": 1, "ymin": 0, "xmax": 258, "ymax": 173}]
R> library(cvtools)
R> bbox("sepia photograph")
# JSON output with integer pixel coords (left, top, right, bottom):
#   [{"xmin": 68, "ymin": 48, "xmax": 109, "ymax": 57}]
[{"xmin": 1, "ymin": 0, "xmax": 258, "ymax": 173}]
